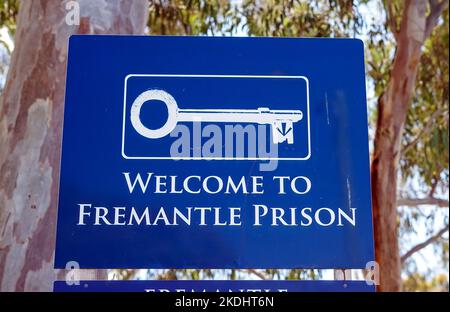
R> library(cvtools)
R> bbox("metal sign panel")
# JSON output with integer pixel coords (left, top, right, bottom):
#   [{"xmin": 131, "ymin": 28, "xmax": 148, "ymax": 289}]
[
  {"xmin": 53, "ymin": 280, "xmax": 375, "ymax": 292},
  {"xmin": 55, "ymin": 36, "xmax": 374, "ymax": 269}
]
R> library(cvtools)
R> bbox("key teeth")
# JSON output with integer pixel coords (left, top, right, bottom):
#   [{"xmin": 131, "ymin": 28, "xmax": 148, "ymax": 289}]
[
  {"xmin": 271, "ymin": 122, "xmax": 295, "ymax": 145},
  {"xmin": 287, "ymin": 134, "xmax": 294, "ymax": 144}
]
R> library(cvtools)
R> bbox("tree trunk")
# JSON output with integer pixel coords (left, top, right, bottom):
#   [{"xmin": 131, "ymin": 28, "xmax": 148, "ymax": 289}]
[
  {"xmin": 0, "ymin": 0, "xmax": 148, "ymax": 291},
  {"xmin": 371, "ymin": 0, "xmax": 442, "ymax": 292}
]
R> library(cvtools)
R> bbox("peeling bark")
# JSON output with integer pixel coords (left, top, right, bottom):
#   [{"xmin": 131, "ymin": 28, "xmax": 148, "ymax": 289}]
[
  {"xmin": 371, "ymin": 0, "xmax": 447, "ymax": 292},
  {"xmin": 0, "ymin": 0, "xmax": 148, "ymax": 292}
]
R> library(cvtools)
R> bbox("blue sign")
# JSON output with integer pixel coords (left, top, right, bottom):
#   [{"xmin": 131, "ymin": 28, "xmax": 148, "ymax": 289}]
[
  {"xmin": 55, "ymin": 36, "xmax": 374, "ymax": 269},
  {"xmin": 53, "ymin": 280, "xmax": 375, "ymax": 292}
]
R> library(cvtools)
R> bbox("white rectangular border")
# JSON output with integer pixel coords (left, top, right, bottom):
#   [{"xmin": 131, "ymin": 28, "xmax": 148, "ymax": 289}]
[{"xmin": 122, "ymin": 74, "xmax": 311, "ymax": 161}]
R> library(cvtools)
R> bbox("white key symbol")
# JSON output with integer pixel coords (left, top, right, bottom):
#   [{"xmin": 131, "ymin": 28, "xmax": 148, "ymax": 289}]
[{"xmin": 130, "ymin": 89, "xmax": 303, "ymax": 144}]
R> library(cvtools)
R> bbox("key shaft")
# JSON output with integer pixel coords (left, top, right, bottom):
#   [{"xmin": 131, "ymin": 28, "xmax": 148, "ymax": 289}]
[{"xmin": 177, "ymin": 108, "xmax": 302, "ymax": 124}]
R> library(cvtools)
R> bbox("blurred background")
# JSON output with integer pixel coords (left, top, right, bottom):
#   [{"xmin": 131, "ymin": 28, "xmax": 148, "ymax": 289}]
[{"xmin": 0, "ymin": 0, "xmax": 448, "ymax": 292}]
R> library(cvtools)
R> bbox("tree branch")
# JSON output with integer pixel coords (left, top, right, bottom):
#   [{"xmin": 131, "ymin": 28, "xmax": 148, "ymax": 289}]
[
  {"xmin": 401, "ymin": 224, "xmax": 449, "ymax": 263},
  {"xmin": 397, "ymin": 197, "xmax": 449, "ymax": 207},
  {"xmin": 425, "ymin": 0, "xmax": 449, "ymax": 38},
  {"xmin": 428, "ymin": 179, "xmax": 439, "ymax": 197},
  {"xmin": 384, "ymin": 0, "xmax": 400, "ymax": 40},
  {"xmin": 245, "ymin": 269, "xmax": 268, "ymax": 280},
  {"xmin": 401, "ymin": 107, "xmax": 446, "ymax": 156}
]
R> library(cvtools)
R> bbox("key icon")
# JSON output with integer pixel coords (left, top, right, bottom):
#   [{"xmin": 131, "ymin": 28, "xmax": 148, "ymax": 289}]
[{"xmin": 130, "ymin": 89, "xmax": 303, "ymax": 144}]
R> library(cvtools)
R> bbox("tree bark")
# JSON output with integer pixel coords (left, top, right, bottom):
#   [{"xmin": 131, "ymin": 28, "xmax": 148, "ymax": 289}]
[
  {"xmin": 0, "ymin": 0, "xmax": 148, "ymax": 291},
  {"xmin": 371, "ymin": 0, "xmax": 447, "ymax": 292}
]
